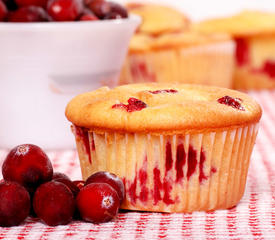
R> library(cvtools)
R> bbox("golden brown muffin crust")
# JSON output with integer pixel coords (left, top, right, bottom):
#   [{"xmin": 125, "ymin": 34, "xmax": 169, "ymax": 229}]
[
  {"xmin": 65, "ymin": 83, "xmax": 262, "ymax": 134},
  {"xmin": 127, "ymin": 3, "xmax": 189, "ymax": 36},
  {"xmin": 193, "ymin": 10, "xmax": 275, "ymax": 37},
  {"xmin": 126, "ymin": 3, "xmax": 232, "ymax": 53}
]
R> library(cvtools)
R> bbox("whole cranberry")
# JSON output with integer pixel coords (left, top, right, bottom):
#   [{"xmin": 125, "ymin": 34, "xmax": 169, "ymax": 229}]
[
  {"xmin": 72, "ymin": 180, "xmax": 84, "ymax": 219},
  {"xmin": 15, "ymin": 0, "xmax": 48, "ymax": 8},
  {"xmin": 2, "ymin": 144, "xmax": 53, "ymax": 192},
  {"xmin": 73, "ymin": 180, "xmax": 85, "ymax": 190},
  {"xmin": 52, "ymin": 172, "xmax": 70, "ymax": 181},
  {"xmin": 85, "ymin": 171, "xmax": 125, "ymax": 204},
  {"xmin": 87, "ymin": 0, "xmax": 127, "ymax": 19},
  {"xmin": 7, "ymin": 6, "xmax": 49, "ymax": 22},
  {"xmin": 79, "ymin": 13, "xmax": 97, "ymax": 20},
  {"xmin": 104, "ymin": 11, "xmax": 121, "ymax": 20},
  {"xmin": 77, "ymin": 183, "xmax": 119, "ymax": 223},
  {"xmin": 33, "ymin": 181, "xmax": 75, "ymax": 226},
  {"xmin": 52, "ymin": 172, "xmax": 79, "ymax": 196},
  {"xmin": 53, "ymin": 178, "xmax": 79, "ymax": 197},
  {"xmin": 79, "ymin": 8, "xmax": 97, "ymax": 21},
  {"xmin": 0, "ymin": 181, "xmax": 30, "ymax": 227},
  {"xmin": 86, "ymin": 0, "xmax": 110, "ymax": 19},
  {"xmin": 2, "ymin": 0, "xmax": 17, "ymax": 11},
  {"xmin": 108, "ymin": 2, "xmax": 127, "ymax": 19},
  {"xmin": 47, "ymin": 0, "xmax": 83, "ymax": 21},
  {"xmin": 0, "ymin": 0, "xmax": 7, "ymax": 21}
]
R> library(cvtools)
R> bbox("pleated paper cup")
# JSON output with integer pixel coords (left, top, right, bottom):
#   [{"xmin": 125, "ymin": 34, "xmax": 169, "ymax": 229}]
[
  {"xmin": 73, "ymin": 122, "xmax": 259, "ymax": 213},
  {"xmin": 120, "ymin": 41, "xmax": 235, "ymax": 89}
]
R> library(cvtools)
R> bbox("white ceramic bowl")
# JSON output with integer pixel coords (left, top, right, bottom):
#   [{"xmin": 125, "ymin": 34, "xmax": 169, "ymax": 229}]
[{"xmin": 0, "ymin": 15, "xmax": 140, "ymax": 149}]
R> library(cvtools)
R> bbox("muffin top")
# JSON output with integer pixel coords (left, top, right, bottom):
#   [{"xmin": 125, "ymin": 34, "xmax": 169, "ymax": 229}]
[
  {"xmin": 65, "ymin": 83, "xmax": 262, "ymax": 134},
  {"xmin": 127, "ymin": 3, "xmax": 190, "ymax": 36},
  {"xmin": 193, "ymin": 11, "xmax": 275, "ymax": 37},
  {"xmin": 127, "ymin": 3, "xmax": 232, "ymax": 53}
]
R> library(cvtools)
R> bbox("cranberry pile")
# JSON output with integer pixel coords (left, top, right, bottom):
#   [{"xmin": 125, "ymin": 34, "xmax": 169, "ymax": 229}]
[
  {"xmin": 0, "ymin": 0, "xmax": 128, "ymax": 22},
  {"xmin": 0, "ymin": 144, "xmax": 125, "ymax": 226}
]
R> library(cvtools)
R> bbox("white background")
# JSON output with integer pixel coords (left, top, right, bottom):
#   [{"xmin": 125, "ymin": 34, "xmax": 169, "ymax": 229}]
[{"xmin": 117, "ymin": 0, "xmax": 275, "ymax": 21}]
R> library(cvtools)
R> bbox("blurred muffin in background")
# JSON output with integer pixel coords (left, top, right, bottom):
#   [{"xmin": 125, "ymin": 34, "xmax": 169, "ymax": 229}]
[
  {"xmin": 194, "ymin": 11, "xmax": 275, "ymax": 90},
  {"xmin": 127, "ymin": 3, "xmax": 189, "ymax": 35},
  {"xmin": 119, "ymin": 3, "xmax": 235, "ymax": 89}
]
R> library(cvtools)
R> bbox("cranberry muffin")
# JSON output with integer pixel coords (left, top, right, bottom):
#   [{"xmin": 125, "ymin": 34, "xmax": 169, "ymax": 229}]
[
  {"xmin": 119, "ymin": 3, "xmax": 235, "ymax": 89},
  {"xmin": 66, "ymin": 83, "xmax": 262, "ymax": 213},
  {"xmin": 194, "ymin": 11, "xmax": 275, "ymax": 90}
]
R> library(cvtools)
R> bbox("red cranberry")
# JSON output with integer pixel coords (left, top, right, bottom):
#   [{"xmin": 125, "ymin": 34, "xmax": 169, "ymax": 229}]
[
  {"xmin": 2, "ymin": 0, "xmax": 17, "ymax": 11},
  {"xmin": 149, "ymin": 89, "xmax": 178, "ymax": 94},
  {"xmin": 104, "ymin": 11, "xmax": 122, "ymax": 20},
  {"xmin": 108, "ymin": 2, "xmax": 127, "ymax": 18},
  {"xmin": 47, "ymin": 0, "xmax": 83, "ymax": 21},
  {"xmin": 0, "ymin": 181, "xmax": 30, "ymax": 227},
  {"xmin": 80, "ymin": 13, "xmax": 97, "ymax": 20},
  {"xmin": 52, "ymin": 172, "xmax": 70, "ymax": 181},
  {"xmin": 127, "ymin": 98, "xmax": 147, "ymax": 112},
  {"xmin": 235, "ymin": 38, "xmax": 250, "ymax": 66},
  {"xmin": 217, "ymin": 96, "xmax": 245, "ymax": 111},
  {"xmin": 79, "ymin": 8, "xmax": 97, "ymax": 20},
  {"xmin": 112, "ymin": 97, "xmax": 147, "ymax": 112},
  {"xmin": 0, "ymin": 0, "xmax": 7, "ymax": 21},
  {"xmin": 86, "ymin": 0, "xmax": 127, "ymax": 19},
  {"xmin": 85, "ymin": 171, "xmax": 125, "ymax": 204},
  {"xmin": 71, "ymin": 180, "xmax": 84, "ymax": 219},
  {"xmin": 72, "ymin": 180, "xmax": 84, "ymax": 219},
  {"xmin": 86, "ymin": 0, "xmax": 110, "ymax": 19},
  {"xmin": 73, "ymin": 180, "xmax": 85, "ymax": 190},
  {"xmin": 33, "ymin": 181, "xmax": 75, "ymax": 226},
  {"xmin": 262, "ymin": 60, "xmax": 275, "ymax": 78},
  {"xmin": 112, "ymin": 103, "xmax": 127, "ymax": 111},
  {"xmin": 76, "ymin": 183, "xmax": 119, "ymax": 223},
  {"xmin": 15, "ymin": 0, "xmax": 48, "ymax": 8},
  {"xmin": 2, "ymin": 144, "xmax": 53, "ymax": 192},
  {"xmin": 53, "ymin": 178, "xmax": 79, "ymax": 197},
  {"xmin": 8, "ymin": 6, "xmax": 49, "ymax": 22}
]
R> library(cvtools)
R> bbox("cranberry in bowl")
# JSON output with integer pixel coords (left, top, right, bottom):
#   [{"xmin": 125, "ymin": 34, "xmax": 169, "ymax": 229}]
[{"xmin": 0, "ymin": 1, "xmax": 140, "ymax": 149}]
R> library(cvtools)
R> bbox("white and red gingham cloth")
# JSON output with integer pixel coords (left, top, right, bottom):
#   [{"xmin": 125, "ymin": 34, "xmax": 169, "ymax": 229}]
[{"xmin": 0, "ymin": 90, "xmax": 275, "ymax": 239}]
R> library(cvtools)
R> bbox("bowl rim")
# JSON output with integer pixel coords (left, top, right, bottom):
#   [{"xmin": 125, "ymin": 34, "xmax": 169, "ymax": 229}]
[{"xmin": 0, "ymin": 14, "xmax": 141, "ymax": 30}]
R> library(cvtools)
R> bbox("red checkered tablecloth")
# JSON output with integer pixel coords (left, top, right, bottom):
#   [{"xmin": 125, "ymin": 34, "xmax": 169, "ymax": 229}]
[{"xmin": 1, "ymin": 90, "xmax": 275, "ymax": 239}]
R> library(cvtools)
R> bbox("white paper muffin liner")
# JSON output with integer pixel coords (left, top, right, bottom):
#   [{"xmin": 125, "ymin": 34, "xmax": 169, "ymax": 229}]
[
  {"xmin": 73, "ymin": 122, "xmax": 259, "ymax": 213},
  {"xmin": 119, "ymin": 41, "xmax": 235, "ymax": 89}
]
